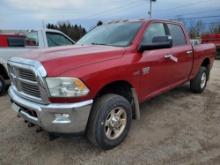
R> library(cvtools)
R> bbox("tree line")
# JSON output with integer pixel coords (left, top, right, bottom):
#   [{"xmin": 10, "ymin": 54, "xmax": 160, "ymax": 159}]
[
  {"xmin": 47, "ymin": 21, "xmax": 104, "ymax": 41},
  {"xmin": 47, "ymin": 22, "xmax": 87, "ymax": 41}
]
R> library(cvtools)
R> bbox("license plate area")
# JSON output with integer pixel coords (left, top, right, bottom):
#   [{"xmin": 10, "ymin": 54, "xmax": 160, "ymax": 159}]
[
  {"xmin": 11, "ymin": 102, "xmax": 38, "ymax": 118},
  {"xmin": 11, "ymin": 103, "xmax": 20, "ymax": 113}
]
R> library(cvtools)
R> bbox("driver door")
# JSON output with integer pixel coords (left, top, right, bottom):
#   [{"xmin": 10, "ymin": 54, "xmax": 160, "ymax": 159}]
[{"xmin": 139, "ymin": 23, "xmax": 175, "ymax": 99}]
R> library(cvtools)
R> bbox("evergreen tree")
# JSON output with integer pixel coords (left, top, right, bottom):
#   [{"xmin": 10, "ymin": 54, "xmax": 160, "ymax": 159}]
[{"xmin": 47, "ymin": 22, "xmax": 87, "ymax": 41}]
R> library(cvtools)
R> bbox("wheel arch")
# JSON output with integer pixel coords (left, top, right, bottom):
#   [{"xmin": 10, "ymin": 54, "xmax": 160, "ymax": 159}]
[
  {"xmin": 201, "ymin": 57, "xmax": 210, "ymax": 70},
  {"xmin": 0, "ymin": 64, "xmax": 9, "ymax": 80},
  {"xmin": 93, "ymin": 80, "xmax": 140, "ymax": 120},
  {"xmin": 200, "ymin": 57, "xmax": 211, "ymax": 80}
]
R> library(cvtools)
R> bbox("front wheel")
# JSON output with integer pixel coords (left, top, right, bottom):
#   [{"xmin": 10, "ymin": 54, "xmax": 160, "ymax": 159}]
[
  {"xmin": 87, "ymin": 94, "xmax": 132, "ymax": 150},
  {"xmin": 190, "ymin": 67, "xmax": 209, "ymax": 93}
]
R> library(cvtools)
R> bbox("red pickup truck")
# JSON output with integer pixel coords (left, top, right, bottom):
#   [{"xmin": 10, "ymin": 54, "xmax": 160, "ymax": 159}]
[{"xmin": 8, "ymin": 20, "xmax": 216, "ymax": 150}]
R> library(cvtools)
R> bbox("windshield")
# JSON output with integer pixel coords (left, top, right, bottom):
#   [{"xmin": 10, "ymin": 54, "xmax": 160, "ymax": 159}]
[{"xmin": 76, "ymin": 22, "xmax": 142, "ymax": 47}]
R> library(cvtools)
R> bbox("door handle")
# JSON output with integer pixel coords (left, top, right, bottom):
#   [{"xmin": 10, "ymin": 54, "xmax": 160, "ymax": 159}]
[
  {"xmin": 164, "ymin": 54, "xmax": 172, "ymax": 59},
  {"xmin": 186, "ymin": 50, "xmax": 193, "ymax": 55},
  {"xmin": 164, "ymin": 54, "xmax": 178, "ymax": 63}
]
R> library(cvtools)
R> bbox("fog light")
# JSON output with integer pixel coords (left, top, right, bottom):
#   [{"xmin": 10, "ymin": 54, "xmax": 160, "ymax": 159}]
[{"xmin": 52, "ymin": 114, "xmax": 71, "ymax": 124}]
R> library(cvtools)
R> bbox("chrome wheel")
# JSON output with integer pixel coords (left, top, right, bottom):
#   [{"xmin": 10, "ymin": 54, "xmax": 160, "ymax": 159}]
[
  {"xmin": 200, "ymin": 72, "xmax": 207, "ymax": 89},
  {"xmin": 104, "ymin": 107, "xmax": 127, "ymax": 140}
]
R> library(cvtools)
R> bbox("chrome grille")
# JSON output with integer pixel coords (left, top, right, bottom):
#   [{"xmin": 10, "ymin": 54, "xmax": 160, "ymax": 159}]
[
  {"xmin": 8, "ymin": 64, "xmax": 41, "ymax": 100},
  {"xmin": 8, "ymin": 57, "xmax": 48, "ymax": 104},
  {"xmin": 18, "ymin": 68, "xmax": 37, "ymax": 82},
  {"xmin": 20, "ymin": 82, "xmax": 41, "ymax": 98}
]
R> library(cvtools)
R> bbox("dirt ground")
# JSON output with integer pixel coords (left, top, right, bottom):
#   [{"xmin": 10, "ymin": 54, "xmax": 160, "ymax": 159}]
[{"xmin": 0, "ymin": 61, "xmax": 220, "ymax": 165}]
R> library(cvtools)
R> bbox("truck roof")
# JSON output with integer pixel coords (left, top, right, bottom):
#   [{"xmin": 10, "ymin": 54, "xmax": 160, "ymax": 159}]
[
  {"xmin": 0, "ymin": 34, "xmax": 25, "ymax": 37},
  {"xmin": 106, "ymin": 19, "xmax": 183, "ymax": 25},
  {"xmin": 27, "ymin": 28, "xmax": 67, "ymax": 34}
]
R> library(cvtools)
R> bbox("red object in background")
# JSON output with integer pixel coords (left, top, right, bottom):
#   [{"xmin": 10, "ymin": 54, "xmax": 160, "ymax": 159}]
[
  {"xmin": 201, "ymin": 34, "xmax": 220, "ymax": 58},
  {"xmin": 0, "ymin": 34, "xmax": 25, "ymax": 47},
  {"xmin": 0, "ymin": 35, "xmax": 9, "ymax": 47},
  {"xmin": 201, "ymin": 34, "xmax": 220, "ymax": 47}
]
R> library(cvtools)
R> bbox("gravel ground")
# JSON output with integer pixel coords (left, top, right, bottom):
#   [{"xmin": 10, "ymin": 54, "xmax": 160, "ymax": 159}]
[{"xmin": 0, "ymin": 61, "xmax": 220, "ymax": 165}]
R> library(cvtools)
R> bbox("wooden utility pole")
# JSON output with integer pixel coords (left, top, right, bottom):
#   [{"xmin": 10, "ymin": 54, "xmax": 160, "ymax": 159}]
[{"xmin": 148, "ymin": 0, "xmax": 157, "ymax": 19}]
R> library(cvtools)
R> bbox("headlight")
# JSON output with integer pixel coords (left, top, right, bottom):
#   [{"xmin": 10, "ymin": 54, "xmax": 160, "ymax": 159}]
[{"xmin": 46, "ymin": 77, "xmax": 89, "ymax": 97}]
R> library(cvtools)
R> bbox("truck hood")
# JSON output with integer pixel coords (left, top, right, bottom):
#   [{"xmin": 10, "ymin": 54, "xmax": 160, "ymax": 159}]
[{"xmin": 22, "ymin": 45, "xmax": 125, "ymax": 76}]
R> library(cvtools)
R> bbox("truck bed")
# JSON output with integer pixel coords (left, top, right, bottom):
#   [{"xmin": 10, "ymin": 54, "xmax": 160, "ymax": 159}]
[{"xmin": 190, "ymin": 43, "xmax": 216, "ymax": 79}]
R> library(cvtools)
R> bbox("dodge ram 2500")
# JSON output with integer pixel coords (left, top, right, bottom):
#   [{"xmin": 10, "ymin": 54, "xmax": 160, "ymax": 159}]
[{"xmin": 8, "ymin": 20, "xmax": 216, "ymax": 150}]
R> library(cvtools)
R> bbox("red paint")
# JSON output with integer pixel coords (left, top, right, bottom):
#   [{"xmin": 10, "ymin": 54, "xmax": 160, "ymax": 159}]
[
  {"xmin": 23, "ymin": 20, "xmax": 216, "ymax": 103},
  {"xmin": 201, "ymin": 34, "xmax": 220, "ymax": 47},
  {"xmin": 0, "ymin": 35, "xmax": 8, "ymax": 47},
  {"xmin": 0, "ymin": 34, "xmax": 25, "ymax": 47}
]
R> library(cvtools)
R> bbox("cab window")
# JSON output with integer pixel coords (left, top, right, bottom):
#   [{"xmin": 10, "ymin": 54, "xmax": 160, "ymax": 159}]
[
  {"xmin": 167, "ymin": 24, "xmax": 186, "ymax": 46},
  {"xmin": 142, "ymin": 23, "xmax": 166, "ymax": 44},
  {"xmin": 25, "ymin": 31, "xmax": 39, "ymax": 46},
  {"xmin": 8, "ymin": 37, "xmax": 25, "ymax": 47},
  {"xmin": 46, "ymin": 32, "xmax": 73, "ymax": 47}
]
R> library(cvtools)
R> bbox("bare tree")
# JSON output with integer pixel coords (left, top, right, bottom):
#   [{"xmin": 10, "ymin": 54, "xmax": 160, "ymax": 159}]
[
  {"xmin": 187, "ymin": 20, "xmax": 205, "ymax": 38},
  {"xmin": 208, "ymin": 23, "xmax": 220, "ymax": 33},
  {"xmin": 176, "ymin": 15, "xmax": 187, "ymax": 26},
  {"xmin": 195, "ymin": 20, "xmax": 205, "ymax": 36},
  {"xmin": 174, "ymin": 16, "xmax": 205, "ymax": 38}
]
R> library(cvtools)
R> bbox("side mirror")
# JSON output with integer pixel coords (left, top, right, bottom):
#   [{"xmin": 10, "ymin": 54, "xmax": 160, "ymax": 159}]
[{"xmin": 139, "ymin": 35, "xmax": 173, "ymax": 52}]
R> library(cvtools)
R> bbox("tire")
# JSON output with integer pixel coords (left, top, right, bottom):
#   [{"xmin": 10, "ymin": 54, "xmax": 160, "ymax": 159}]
[
  {"xmin": 87, "ymin": 94, "xmax": 132, "ymax": 150},
  {"xmin": 190, "ymin": 67, "xmax": 208, "ymax": 93},
  {"xmin": 0, "ymin": 75, "xmax": 6, "ymax": 96}
]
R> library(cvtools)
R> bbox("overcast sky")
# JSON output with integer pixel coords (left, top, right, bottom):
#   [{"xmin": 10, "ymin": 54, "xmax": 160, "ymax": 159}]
[{"xmin": 0, "ymin": 0, "xmax": 219, "ymax": 30}]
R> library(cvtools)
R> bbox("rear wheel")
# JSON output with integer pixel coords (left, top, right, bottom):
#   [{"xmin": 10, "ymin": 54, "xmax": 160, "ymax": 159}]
[
  {"xmin": 0, "ymin": 75, "xmax": 6, "ymax": 96},
  {"xmin": 190, "ymin": 67, "xmax": 208, "ymax": 93},
  {"xmin": 87, "ymin": 94, "xmax": 132, "ymax": 150}
]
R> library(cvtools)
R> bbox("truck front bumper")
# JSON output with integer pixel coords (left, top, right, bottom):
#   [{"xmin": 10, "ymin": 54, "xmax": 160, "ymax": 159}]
[{"xmin": 8, "ymin": 87, "xmax": 93, "ymax": 134}]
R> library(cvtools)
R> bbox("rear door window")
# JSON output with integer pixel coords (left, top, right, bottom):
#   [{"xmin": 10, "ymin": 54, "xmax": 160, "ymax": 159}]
[
  {"xmin": 8, "ymin": 37, "xmax": 25, "ymax": 47},
  {"xmin": 167, "ymin": 24, "xmax": 186, "ymax": 46}
]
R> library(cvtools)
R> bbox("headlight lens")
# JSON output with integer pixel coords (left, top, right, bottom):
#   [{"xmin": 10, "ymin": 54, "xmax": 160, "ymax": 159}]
[{"xmin": 46, "ymin": 77, "xmax": 89, "ymax": 97}]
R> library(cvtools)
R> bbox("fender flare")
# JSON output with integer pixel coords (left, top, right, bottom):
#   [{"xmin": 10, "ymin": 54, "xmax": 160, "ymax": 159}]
[{"xmin": 131, "ymin": 88, "xmax": 140, "ymax": 120}]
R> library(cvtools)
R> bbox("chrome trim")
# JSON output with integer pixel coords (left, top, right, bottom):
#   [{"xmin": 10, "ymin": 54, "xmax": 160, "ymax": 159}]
[
  {"xmin": 17, "ymin": 77, "xmax": 38, "ymax": 85},
  {"xmin": 52, "ymin": 117, "xmax": 71, "ymax": 124},
  {"xmin": 12, "ymin": 86, "xmax": 42, "ymax": 103},
  {"xmin": 9, "ymin": 87, "xmax": 93, "ymax": 133},
  {"xmin": 8, "ymin": 57, "xmax": 47, "ymax": 77},
  {"xmin": 8, "ymin": 57, "xmax": 49, "ymax": 104},
  {"xmin": 186, "ymin": 50, "xmax": 193, "ymax": 56},
  {"xmin": 164, "ymin": 54, "xmax": 178, "ymax": 63},
  {"xmin": 20, "ymin": 111, "xmax": 39, "ymax": 125},
  {"xmin": 186, "ymin": 50, "xmax": 192, "ymax": 54}
]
